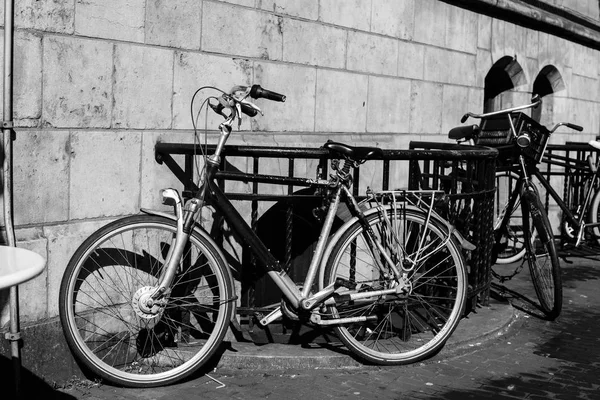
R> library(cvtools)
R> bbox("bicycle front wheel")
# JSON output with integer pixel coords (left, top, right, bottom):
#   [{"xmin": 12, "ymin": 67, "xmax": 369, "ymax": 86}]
[
  {"xmin": 522, "ymin": 186, "xmax": 562, "ymax": 319},
  {"xmin": 494, "ymin": 170, "xmax": 533, "ymax": 264},
  {"xmin": 59, "ymin": 215, "xmax": 234, "ymax": 387},
  {"xmin": 323, "ymin": 207, "xmax": 468, "ymax": 365}
]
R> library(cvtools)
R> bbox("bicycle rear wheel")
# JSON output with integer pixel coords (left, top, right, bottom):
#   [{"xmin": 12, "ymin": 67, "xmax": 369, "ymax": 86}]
[
  {"xmin": 522, "ymin": 186, "xmax": 562, "ymax": 319},
  {"xmin": 323, "ymin": 207, "xmax": 467, "ymax": 365},
  {"xmin": 59, "ymin": 215, "xmax": 234, "ymax": 387},
  {"xmin": 588, "ymin": 187, "xmax": 600, "ymax": 245}
]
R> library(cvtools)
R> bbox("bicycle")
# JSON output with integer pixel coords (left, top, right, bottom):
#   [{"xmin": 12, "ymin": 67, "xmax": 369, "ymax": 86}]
[
  {"xmin": 451, "ymin": 96, "xmax": 584, "ymax": 319},
  {"xmin": 449, "ymin": 124, "xmax": 600, "ymax": 262},
  {"xmin": 59, "ymin": 83, "xmax": 473, "ymax": 387}
]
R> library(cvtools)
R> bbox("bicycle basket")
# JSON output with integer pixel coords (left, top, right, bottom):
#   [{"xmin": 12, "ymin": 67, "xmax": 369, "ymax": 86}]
[
  {"xmin": 475, "ymin": 112, "xmax": 549, "ymax": 163},
  {"xmin": 512, "ymin": 112, "xmax": 549, "ymax": 163}
]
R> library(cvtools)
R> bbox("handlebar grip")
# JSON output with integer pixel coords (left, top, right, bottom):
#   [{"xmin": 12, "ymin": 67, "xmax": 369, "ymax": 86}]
[
  {"xmin": 448, "ymin": 124, "xmax": 480, "ymax": 141},
  {"xmin": 249, "ymin": 84, "xmax": 286, "ymax": 102},
  {"xmin": 460, "ymin": 114, "xmax": 469, "ymax": 123},
  {"xmin": 566, "ymin": 123, "xmax": 584, "ymax": 132}
]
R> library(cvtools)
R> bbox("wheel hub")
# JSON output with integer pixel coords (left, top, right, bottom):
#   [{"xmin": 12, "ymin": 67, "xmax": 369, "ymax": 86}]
[{"xmin": 132, "ymin": 286, "xmax": 165, "ymax": 320}]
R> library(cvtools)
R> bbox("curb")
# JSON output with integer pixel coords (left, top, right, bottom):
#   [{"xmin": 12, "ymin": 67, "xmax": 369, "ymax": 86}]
[{"xmin": 214, "ymin": 300, "xmax": 518, "ymax": 372}]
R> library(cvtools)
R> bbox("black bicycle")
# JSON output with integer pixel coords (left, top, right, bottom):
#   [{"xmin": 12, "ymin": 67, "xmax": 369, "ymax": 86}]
[
  {"xmin": 59, "ymin": 84, "xmax": 473, "ymax": 387},
  {"xmin": 451, "ymin": 96, "xmax": 583, "ymax": 319}
]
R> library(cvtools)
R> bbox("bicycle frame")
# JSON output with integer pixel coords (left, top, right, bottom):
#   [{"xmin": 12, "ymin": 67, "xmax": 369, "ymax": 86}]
[{"xmin": 147, "ymin": 115, "xmax": 409, "ymax": 327}]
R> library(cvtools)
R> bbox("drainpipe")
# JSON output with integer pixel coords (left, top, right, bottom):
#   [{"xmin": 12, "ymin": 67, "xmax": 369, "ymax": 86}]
[{"xmin": 2, "ymin": 0, "xmax": 21, "ymax": 396}]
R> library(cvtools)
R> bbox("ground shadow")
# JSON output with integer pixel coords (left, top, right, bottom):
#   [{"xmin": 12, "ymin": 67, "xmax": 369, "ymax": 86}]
[
  {"xmin": 0, "ymin": 355, "xmax": 76, "ymax": 399},
  {"xmin": 489, "ymin": 282, "xmax": 549, "ymax": 320}
]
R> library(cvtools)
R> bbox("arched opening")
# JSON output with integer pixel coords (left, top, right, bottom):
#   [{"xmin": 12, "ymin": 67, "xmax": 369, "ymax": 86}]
[
  {"xmin": 531, "ymin": 65, "xmax": 564, "ymax": 123},
  {"xmin": 484, "ymin": 56, "xmax": 526, "ymax": 112}
]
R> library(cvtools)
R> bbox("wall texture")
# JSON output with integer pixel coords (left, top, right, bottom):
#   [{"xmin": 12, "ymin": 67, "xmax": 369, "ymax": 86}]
[{"xmin": 1, "ymin": 0, "xmax": 600, "ymax": 382}]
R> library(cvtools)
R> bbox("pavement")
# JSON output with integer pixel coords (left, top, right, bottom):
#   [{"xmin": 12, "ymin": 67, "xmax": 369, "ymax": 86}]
[{"xmin": 13, "ymin": 253, "xmax": 600, "ymax": 399}]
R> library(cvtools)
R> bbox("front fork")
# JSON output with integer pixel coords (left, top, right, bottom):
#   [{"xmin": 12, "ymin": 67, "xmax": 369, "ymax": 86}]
[{"xmin": 149, "ymin": 189, "xmax": 202, "ymax": 301}]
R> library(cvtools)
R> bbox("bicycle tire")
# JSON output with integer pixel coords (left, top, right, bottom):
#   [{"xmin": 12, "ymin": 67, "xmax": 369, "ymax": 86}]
[
  {"xmin": 522, "ymin": 185, "xmax": 562, "ymax": 319},
  {"xmin": 59, "ymin": 214, "xmax": 234, "ymax": 387},
  {"xmin": 588, "ymin": 187, "xmax": 600, "ymax": 245},
  {"xmin": 494, "ymin": 170, "xmax": 533, "ymax": 264},
  {"xmin": 323, "ymin": 206, "xmax": 467, "ymax": 365}
]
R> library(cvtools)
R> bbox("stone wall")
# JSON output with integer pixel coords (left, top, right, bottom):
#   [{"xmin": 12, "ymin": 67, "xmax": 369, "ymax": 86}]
[{"xmin": 1, "ymin": 0, "xmax": 600, "ymax": 382}]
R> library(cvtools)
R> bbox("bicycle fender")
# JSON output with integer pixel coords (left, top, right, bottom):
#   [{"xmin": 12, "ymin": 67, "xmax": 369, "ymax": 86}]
[
  {"xmin": 521, "ymin": 188, "xmax": 553, "ymax": 243},
  {"xmin": 317, "ymin": 204, "xmax": 474, "ymax": 290}
]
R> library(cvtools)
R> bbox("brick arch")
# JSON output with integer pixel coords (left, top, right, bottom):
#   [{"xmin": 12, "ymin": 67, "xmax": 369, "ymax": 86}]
[
  {"xmin": 532, "ymin": 65, "xmax": 565, "ymax": 123},
  {"xmin": 484, "ymin": 56, "xmax": 527, "ymax": 113}
]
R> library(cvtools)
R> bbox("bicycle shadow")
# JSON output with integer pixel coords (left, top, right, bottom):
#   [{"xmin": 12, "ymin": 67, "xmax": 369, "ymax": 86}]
[{"xmin": 489, "ymin": 281, "xmax": 550, "ymax": 320}]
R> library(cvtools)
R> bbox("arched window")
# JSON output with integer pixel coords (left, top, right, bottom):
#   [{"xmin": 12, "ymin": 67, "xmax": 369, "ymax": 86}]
[
  {"xmin": 531, "ymin": 65, "xmax": 564, "ymax": 123},
  {"xmin": 484, "ymin": 56, "xmax": 526, "ymax": 112}
]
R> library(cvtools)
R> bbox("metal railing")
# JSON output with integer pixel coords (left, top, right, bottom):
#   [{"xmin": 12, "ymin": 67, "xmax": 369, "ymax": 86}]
[{"xmin": 155, "ymin": 141, "xmax": 498, "ymax": 339}]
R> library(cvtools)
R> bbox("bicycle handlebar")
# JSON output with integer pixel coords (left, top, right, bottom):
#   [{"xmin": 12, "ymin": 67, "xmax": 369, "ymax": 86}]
[{"xmin": 460, "ymin": 97, "xmax": 542, "ymax": 123}]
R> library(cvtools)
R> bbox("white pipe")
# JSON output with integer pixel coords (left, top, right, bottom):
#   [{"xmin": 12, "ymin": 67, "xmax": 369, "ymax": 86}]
[{"xmin": 3, "ymin": 0, "xmax": 20, "ymax": 398}]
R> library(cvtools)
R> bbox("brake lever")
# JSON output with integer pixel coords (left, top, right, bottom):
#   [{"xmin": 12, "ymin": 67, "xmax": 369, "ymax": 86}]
[{"xmin": 240, "ymin": 99, "xmax": 263, "ymax": 116}]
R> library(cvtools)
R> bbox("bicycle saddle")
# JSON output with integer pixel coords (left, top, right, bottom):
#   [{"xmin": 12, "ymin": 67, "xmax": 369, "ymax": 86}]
[{"xmin": 324, "ymin": 141, "xmax": 383, "ymax": 162}]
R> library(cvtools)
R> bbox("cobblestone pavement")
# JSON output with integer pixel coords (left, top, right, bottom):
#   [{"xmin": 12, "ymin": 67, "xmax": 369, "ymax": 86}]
[{"xmin": 59, "ymin": 255, "xmax": 600, "ymax": 400}]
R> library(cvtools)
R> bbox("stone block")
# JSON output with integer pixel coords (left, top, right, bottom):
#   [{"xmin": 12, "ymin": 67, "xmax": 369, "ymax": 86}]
[
  {"xmin": 320, "ymin": 0, "xmax": 370, "ymax": 31},
  {"xmin": 525, "ymin": 28, "xmax": 539, "ymax": 58},
  {"xmin": 468, "ymin": 87, "xmax": 484, "ymax": 115},
  {"xmin": 44, "ymin": 220, "xmax": 113, "ymax": 317},
  {"xmin": 503, "ymin": 21, "xmax": 528, "ymax": 60},
  {"xmin": 75, "ymin": 0, "xmax": 145, "ymax": 43},
  {"xmin": 570, "ymin": 74, "xmax": 599, "ymax": 102},
  {"xmin": 442, "ymin": 85, "xmax": 471, "ymax": 134},
  {"xmin": 172, "ymin": 52, "xmax": 253, "ymax": 130},
  {"xmin": 371, "ymin": 0, "xmax": 414, "ymax": 40},
  {"xmin": 0, "ymin": 31, "xmax": 42, "ymax": 122},
  {"xmin": 446, "ymin": 6, "xmax": 478, "ymax": 54},
  {"xmin": 12, "ymin": 130, "xmax": 70, "ymax": 226},
  {"xmin": 476, "ymin": 49, "xmax": 493, "ymax": 89},
  {"xmin": 145, "ymin": 0, "xmax": 202, "ymax": 49},
  {"xmin": 315, "ymin": 70, "xmax": 368, "ymax": 132},
  {"xmin": 282, "ymin": 19, "xmax": 346, "ymax": 68},
  {"xmin": 252, "ymin": 62, "xmax": 316, "ymax": 132},
  {"xmin": 478, "ymin": 14, "xmax": 492, "ymax": 50},
  {"xmin": 202, "ymin": 2, "xmax": 283, "ymax": 61},
  {"xmin": 424, "ymin": 47, "xmax": 476, "ymax": 86},
  {"xmin": 398, "ymin": 41, "xmax": 425, "ymax": 80},
  {"xmin": 10, "ymin": 0, "xmax": 75, "ymax": 33},
  {"xmin": 140, "ymin": 131, "xmax": 197, "ymax": 211},
  {"xmin": 69, "ymin": 131, "xmax": 142, "ymax": 220},
  {"xmin": 347, "ymin": 31, "xmax": 398, "ymax": 76},
  {"xmin": 413, "ymin": 0, "xmax": 446, "ymax": 47},
  {"xmin": 260, "ymin": 0, "xmax": 318, "ymax": 20},
  {"xmin": 570, "ymin": 99, "xmax": 598, "ymax": 138},
  {"xmin": 42, "ymin": 36, "xmax": 113, "ymax": 128},
  {"xmin": 571, "ymin": 43, "xmax": 596, "ymax": 78},
  {"xmin": 367, "ymin": 76, "xmax": 411, "ymax": 133},
  {"xmin": 409, "ymin": 80, "xmax": 443, "ymax": 134},
  {"xmin": 113, "ymin": 44, "xmax": 174, "ymax": 129},
  {"xmin": 490, "ymin": 18, "xmax": 506, "ymax": 63}
]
